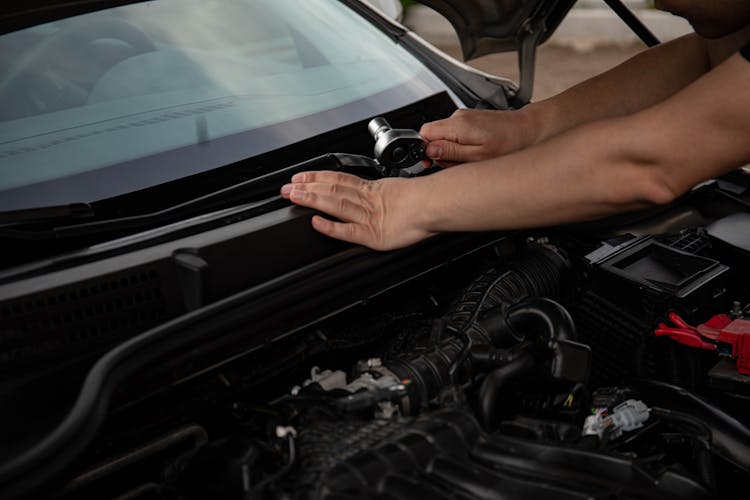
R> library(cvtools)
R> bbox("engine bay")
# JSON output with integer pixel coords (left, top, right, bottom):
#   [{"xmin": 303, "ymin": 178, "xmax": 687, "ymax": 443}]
[{"xmin": 23, "ymin": 171, "xmax": 748, "ymax": 500}]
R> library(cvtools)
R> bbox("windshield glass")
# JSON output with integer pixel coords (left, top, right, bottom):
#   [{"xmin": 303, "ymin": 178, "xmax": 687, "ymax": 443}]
[{"xmin": 0, "ymin": 0, "xmax": 448, "ymax": 210}]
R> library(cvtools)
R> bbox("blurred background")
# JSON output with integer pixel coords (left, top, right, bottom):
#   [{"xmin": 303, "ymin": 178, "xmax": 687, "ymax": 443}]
[{"xmin": 400, "ymin": 0, "xmax": 692, "ymax": 100}]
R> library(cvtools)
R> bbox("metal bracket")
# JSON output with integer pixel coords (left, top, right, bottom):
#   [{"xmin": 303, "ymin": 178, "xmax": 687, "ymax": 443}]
[{"xmin": 515, "ymin": 19, "xmax": 546, "ymax": 105}]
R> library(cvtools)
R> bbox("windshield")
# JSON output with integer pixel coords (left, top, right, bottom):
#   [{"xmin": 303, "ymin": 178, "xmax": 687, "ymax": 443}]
[{"xmin": 0, "ymin": 0, "xmax": 448, "ymax": 210}]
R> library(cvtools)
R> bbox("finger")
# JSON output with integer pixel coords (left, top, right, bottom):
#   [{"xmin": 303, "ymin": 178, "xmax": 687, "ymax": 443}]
[
  {"xmin": 289, "ymin": 188, "xmax": 369, "ymax": 224},
  {"xmin": 311, "ymin": 215, "xmax": 372, "ymax": 247},
  {"xmin": 419, "ymin": 111, "xmax": 484, "ymax": 144},
  {"xmin": 290, "ymin": 170, "xmax": 368, "ymax": 189},
  {"xmin": 284, "ymin": 181, "xmax": 361, "ymax": 199},
  {"xmin": 424, "ymin": 140, "xmax": 485, "ymax": 163},
  {"xmin": 420, "ymin": 117, "xmax": 462, "ymax": 143}
]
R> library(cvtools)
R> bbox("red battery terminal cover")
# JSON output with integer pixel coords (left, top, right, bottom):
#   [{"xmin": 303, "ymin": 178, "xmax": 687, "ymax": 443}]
[{"xmin": 655, "ymin": 311, "xmax": 750, "ymax": 376}]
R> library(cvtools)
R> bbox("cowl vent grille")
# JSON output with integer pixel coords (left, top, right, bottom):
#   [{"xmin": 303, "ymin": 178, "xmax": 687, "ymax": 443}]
[{"xmin": 0, "ymin": 267, "xmax": 177, "ymax": 372}]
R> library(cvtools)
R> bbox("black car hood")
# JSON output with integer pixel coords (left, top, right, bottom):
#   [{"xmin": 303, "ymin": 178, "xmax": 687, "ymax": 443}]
[{"xmin": 415, "ymin": 0, "xmax": 576, "ymax": 60}]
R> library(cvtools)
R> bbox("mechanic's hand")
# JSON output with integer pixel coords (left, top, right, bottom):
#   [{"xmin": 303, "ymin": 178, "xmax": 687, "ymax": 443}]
[
  {"xmin": 281, "ymin": 171, "xmax": 435, "ymax": 251},
  {"xmin": 420, "ymin": 108, "xmax": 537, "ymax": 166}
]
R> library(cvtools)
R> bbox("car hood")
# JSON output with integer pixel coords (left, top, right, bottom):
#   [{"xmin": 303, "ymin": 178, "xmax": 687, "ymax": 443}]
[{"xmin": 414, "ymin": 0, "xmax": 576, "ymax": 60}]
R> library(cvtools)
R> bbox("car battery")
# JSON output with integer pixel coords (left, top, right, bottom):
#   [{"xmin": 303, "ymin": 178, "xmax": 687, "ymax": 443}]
[{"xmin": 571, "ymin": 236, "xmax": 730, "ymax": 385}]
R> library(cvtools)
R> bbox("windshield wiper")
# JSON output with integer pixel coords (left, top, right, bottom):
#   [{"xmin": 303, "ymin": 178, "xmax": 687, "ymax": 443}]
[
  {"xmin": 0, "ymin": 153, "xmax": 381, "ymax": 241},
  {"xmin": 0, "ymin": 202, "xmax": 94, "ymax": 226}
]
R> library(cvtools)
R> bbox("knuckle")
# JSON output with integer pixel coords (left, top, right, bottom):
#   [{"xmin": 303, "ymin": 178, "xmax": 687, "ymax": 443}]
[{"xmin": 337, "ymin": 197, "xmax": 348, "ymax": 212}]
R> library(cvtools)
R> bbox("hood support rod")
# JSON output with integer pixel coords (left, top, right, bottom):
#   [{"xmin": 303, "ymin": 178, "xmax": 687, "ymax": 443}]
[{"xmin": 603, "ymin": 0, "xmax": 660, "ymax": 47}]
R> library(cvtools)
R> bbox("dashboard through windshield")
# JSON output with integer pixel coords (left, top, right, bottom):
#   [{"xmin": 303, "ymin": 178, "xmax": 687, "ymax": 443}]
[{"xmin": 0, "ymin": 0, "xmax": 448, "ymax": 210}]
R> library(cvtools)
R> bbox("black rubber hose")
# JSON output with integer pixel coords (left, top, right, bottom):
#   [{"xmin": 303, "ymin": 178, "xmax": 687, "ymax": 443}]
[
  {"xmin": 445, "ymin": 247, "xmax": 570, "ymax": 343},
  {"xmin": 652, "ymin": 407, "xmax": 716, "ymax": 491},
  {"xmin": 479, "ymin": 351, "xmax": 534, "ymax": 431},
  {"xmin": 478, "ymin": 298, "xmax": 583, "ymax": 430},
  {"xmin": 635, "ymin": 380, "xmax": 750, "ymax": 472},
  {"xmin": 510, "ymin": 297, "xmax": 576, "ymax": 341},
  {"xmin": 388, "ymin": 248, "xmax": 570, "ymax": 414},
  {"xmin": 387, "ymin": 254, "xmax": 576, "ymax": 414},
  {"xmin": 486, "ymin": 296, "xmax": 577, "ymax": 345}
]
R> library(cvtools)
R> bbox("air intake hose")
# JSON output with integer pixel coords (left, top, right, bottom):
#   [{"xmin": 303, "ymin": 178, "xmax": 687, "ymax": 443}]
[
  {"xmin": 386, "ymin": 246, "xmax": 578, "ymax": 414},
  {"xmin": 478, "ymin": 297, "xmax": 591, "ymax": 430}
]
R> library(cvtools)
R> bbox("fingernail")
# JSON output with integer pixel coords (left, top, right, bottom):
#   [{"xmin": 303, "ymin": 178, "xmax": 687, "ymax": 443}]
[
  {"xmin": 280, "ymin": 184, "xmax": 293, "ymax": 195},
  {"xmin": 426, "ymin": 144, "xmax": 442, "ymax": 159},
  {"xmin": 290, "ymin": 189, "xmax": 305, "ymax": 201},
  {"xmin": 291, "ymin": 172, "xmax": 306, "ymax": 183}
]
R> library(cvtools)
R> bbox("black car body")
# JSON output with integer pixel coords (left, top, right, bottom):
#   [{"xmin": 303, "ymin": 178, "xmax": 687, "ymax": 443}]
[{"xmin": 1, "ymin": 1, "xmax": 750, "ymax": 499}]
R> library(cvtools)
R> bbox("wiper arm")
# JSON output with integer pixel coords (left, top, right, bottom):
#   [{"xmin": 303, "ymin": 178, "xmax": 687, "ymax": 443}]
[
  {"xmin": 0, "ymin": 153, "xmax": 382, "ymax": 241},
  {"xmin": 0, "ymin": 202, "xmax": 94, "ymax": 226},
  {"xmin": 0, "ymin": 111, "xmax": 429, "ymax": 241}
]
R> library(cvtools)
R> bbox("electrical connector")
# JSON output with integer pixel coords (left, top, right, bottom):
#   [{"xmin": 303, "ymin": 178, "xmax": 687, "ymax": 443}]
[{"xmin": 582, "ymin": 399, "xmax": 650, "ymax": 440}]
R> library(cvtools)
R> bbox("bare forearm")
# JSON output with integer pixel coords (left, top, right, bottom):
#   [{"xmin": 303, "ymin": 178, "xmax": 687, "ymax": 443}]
[
  {"xmin": 418, "ymin": 115, "xmax": 670, "ymax": 232},
  {"xmin": 419, "ymin": 49, "xmax": 750, "ymax": 233},
  {"xmin": 525, "ymin": 34, "xmax": 709, "ymax": 144}
]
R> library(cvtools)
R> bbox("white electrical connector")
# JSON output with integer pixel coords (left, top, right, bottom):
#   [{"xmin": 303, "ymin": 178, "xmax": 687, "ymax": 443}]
[
  {"xmin": 608, "ymin": 399, "xmax": 650, "ymax": 438},
  {"xmin": 582, "ymin": 399, "xmax": 651, "ymax": 440},
  {"xmin": 583, "ymin": 408, "xmax": 607, "ymax": 438},
  {"xmin": 275, "ymin": 426, "xmax": 297, "ymax": 439}
]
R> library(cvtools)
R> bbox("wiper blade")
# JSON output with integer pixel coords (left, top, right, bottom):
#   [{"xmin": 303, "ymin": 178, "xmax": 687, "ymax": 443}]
[
  {"xmin": 0, "ymin": 202, "xmax": 94, "ymax": 226},
  {"xmin": 0, "ymin": 153, "xmax": 380, "ymax": 241}
]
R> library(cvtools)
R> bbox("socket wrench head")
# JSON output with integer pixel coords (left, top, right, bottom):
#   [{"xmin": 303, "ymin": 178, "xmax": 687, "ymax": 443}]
[
  {"xmin": 368, "ymin": 117, "xmax": 392, "ymax": 141},
  {"xmin": 367, "ymin": 117, "xmax": 425, "ymax": 172}
]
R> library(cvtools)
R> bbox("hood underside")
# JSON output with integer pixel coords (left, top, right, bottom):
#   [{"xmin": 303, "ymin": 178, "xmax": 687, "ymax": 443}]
[{"xmin": 415, "ymin": 0, "xmax": 577, "ymax": 60}]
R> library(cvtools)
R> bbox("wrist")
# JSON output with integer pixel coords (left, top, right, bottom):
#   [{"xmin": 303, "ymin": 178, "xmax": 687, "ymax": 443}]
[
  {"xmin": 518, "ymin": 99, "xmax": 563, "ymax": 146},
  {"xmin": 408, "ymin": 174, "xmax": 446, "ymax": 234}
]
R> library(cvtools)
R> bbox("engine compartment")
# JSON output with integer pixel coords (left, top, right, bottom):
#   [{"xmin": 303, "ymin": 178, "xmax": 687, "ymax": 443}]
[{"xmin": 40, "ymin": 176, "xmax": 750, "ymax": 500}]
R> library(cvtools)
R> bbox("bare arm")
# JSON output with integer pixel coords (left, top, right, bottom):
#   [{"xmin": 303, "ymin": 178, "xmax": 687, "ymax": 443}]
[
  {"xmin": 420, "ymin": 27, "xmax": 750, "ymax": 164},
  {"xmin": 531, "ymin": 25, "xmax": 750, "ymax": 142},
  {"xmin": 526, "ymin": 33, "xmax": 710, "ymax": 144},
  {"xmin": 282, "ymin": 52, "xmax": 750, "ymax": 250}
]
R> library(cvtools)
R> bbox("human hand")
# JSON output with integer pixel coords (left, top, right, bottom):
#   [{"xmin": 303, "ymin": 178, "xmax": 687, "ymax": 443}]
[
  {"xmin": 420, "ymin": 108, "xmax": 538, "ymax": 166},
  {"xmin": 280, "ymin": 171, "xmax": 436, "ymax": 251}
]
